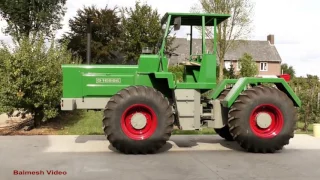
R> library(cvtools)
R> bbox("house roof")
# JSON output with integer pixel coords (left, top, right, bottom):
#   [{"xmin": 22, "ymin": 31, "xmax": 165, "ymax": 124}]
[
  {"xmin": 224, "ymin": 40, "xmax": 282, "ymax": 62},
  {"xmin": 169, "ymin": 38, "xmax": 282, "ymax": 64}
]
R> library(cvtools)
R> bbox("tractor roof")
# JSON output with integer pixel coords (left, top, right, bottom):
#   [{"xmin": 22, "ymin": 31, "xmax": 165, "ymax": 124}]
[{"xmin": 161, "ymin": 12, "xmax": 231, "ymax": 26}]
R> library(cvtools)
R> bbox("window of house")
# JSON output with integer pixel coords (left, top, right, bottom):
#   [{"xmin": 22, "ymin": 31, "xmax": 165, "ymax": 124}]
[
  {"xmin": 260, "ymin": 62, "xmax": 268, "ymax": 71},
  {"xmin": 224, "ymin": 61, "xmax": 231, "ymax": 70},
  {"xmin": 237, "ymin": 61, "xmax": 241, "ymax": 70}
]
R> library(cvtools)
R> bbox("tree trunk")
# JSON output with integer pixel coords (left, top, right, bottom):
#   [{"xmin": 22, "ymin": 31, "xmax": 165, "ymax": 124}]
[
  {"xmin": 304, "ymin": 101, "xmax": 309, "ymax": 132},
  {"xmin": 33, "ymin": 109, "xmax": 44, "ymax": 128},
  {"xmin": 219, "ymin": 56, "xmax": 224, "ymax": 82}
]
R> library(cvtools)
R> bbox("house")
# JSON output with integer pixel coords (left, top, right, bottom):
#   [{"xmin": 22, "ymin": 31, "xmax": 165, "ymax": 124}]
[{"xmin": 169, "ymin": 35, "xmax": 282, "ymax": 77}]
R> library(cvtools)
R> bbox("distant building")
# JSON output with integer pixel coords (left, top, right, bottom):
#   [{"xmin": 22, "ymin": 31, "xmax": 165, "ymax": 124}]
[{"xmin": 169, "ymin": 34, "xmax": 282, "ymax": 77}]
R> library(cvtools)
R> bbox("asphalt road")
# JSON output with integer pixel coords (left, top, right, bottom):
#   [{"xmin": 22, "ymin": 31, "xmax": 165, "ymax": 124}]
[{"xmin": 1, "ymin": 134, "xmax": 320, "ymax": 180}]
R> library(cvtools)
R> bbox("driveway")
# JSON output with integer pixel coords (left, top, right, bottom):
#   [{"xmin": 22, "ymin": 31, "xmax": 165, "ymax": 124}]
[{"xmin": 1, "ymin": 134, "xmax": 320, "ymax": 180}]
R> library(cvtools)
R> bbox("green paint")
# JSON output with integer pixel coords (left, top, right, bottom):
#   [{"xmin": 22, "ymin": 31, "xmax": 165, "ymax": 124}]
[
  {"xmin": 221, "ymin": 78, "xmax": 301, "ymax": 108},
  {"xmin": 210, "ymin": 79, "xmax": 238, "ymax": 99},
  {"xmin": 160, "ymin": 15, "xmax": 171, "ymax": 70},
  {"xmin": 136, "ymin": 54, "xmax": 161, "ymax": 72},
  {"xmin": 62, "ymin": 12, "xmax": 229, "ymax": 100},
  {"xmin": 202, "ymin": 16, "xmax": 206, "ymax": 54},
  {"xmin": 154, "ymin": 72, "xmax": 175, "ymax": 89},
  {"xmin": 161, "ymin": 12, "xmax": 231, "ymax": 26},
  {"xmin": 61, "ymin": 12, "xmax": 300, "ymax": 113},
  {"xmin": 62, "ymin": 64, "xmax": 138, "ymax": 98}
]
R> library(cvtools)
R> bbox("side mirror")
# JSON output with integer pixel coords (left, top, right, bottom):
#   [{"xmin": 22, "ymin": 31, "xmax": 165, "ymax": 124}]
[{"xmin": 174, "ymin": 17, "xmax": 181, "ymax": 31}]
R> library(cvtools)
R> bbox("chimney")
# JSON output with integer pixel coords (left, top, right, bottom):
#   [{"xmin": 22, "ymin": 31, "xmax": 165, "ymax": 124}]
[{"xmin": 267, "ymin": 34, "xmax": 274, "ymax": 45}]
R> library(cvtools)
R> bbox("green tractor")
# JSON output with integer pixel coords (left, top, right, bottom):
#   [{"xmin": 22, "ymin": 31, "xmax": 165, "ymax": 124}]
[{"xmin": 60, "ymin": 12, "xmax": 301, "ymax": 154}]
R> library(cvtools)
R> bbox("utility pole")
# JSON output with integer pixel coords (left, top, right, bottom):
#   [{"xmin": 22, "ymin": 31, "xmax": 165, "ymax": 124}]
[{"xmin": 87, "ymin": 17, "xmax": 92, "ymax": 64}]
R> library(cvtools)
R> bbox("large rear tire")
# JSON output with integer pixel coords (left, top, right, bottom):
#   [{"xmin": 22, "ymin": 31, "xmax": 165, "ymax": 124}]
[
  {"xmin": 103, "ymin": 86, "xmax": 174, "ymax": 154},
  {"xmin": 214, "ymin": 88, "xmax": 234, "ymax": 141},
  {"xmin": 228, "ymin": 85, "xmax": 297, "ymax": 153}
]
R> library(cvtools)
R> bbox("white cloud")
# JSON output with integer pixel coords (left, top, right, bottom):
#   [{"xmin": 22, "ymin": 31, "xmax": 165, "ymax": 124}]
[
  {"xmin": 251, "ymin": 0, "xmax": 320, "ymax": 77},
  {"xmin": 0, "ymin": 0, "xmax": 319, "ymax": 77}
]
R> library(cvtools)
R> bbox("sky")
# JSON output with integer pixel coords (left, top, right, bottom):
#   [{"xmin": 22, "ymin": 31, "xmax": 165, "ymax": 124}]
[{"xmin": 0, "ymin": 0, "xmax": 319, "ymax": 77}]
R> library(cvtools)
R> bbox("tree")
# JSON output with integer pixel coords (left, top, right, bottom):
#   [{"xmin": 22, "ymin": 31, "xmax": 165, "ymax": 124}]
[
  {"xmin": 0, "ymin": 0, "xmax": 67, "ymax": 41},
  {"xmin": 191, "ymin": 0, "xmax": 254, "ymax": 81},
  {"xmin": 163, "ymin": 31, "xmax": 179, "ymax": 59},
  {"xmin": 281, "ymin": 63, "xmax": 296, "ymax": 77},
  {"xmin": 120, "ymin": 1, "xmax": 178, "ymax": 64},
  {"xmin": 239, "ymin": 53, "xmax": 257, "ymax": 77},
  {"xmin": 0, "ymin": 35, "xmax": 80, "ymax": 126},
  {"xmin": 289, "ymin": 75, "xmax": 320, "ymax": 131},
  {"xmin": 227, "ymin": 64, "xmax": 237, "ymax": 78},
  {"xmin": 60, "ymin": 5, "xmax": 122, "ymax": 64}
]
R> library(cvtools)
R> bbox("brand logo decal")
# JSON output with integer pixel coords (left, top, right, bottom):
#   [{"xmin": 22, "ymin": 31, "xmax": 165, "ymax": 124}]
[{"xmin": 96, "ymin": 78, "xmax": 121, "ymax": 84}]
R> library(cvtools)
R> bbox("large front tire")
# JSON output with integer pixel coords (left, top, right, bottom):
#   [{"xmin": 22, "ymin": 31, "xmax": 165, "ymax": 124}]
[
  {"xmin": 228, "ymin": 85, "xmax": 297, "ymax": 153},
  {"xmin": 103, "ymin": 86, "xmax": 174, "ymax": 154}
]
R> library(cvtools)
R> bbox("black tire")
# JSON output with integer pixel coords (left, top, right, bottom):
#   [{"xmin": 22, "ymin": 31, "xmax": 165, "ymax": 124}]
[
  {"xmin": 214, "ymin": 125, "xmax": 234, "ymax": 141},
  {"xmin": 228, "ymin": 85, "xmax": 297, "ymax": 153},
  {"xmin": 214, "ymin": 88, "xmax": 234, "ymax": 141},
  {"xmin": 103, "ymin": 86, "xmax": 174, "ymax": 154}
]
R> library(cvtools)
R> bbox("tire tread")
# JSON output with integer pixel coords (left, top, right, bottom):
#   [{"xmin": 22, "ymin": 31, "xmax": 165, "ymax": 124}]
[
  {"xmin": 102, "ymin": 86, "xmax": 174, "ymax": 154},
  {"xmin": 228, "ymin": 85, "xmax": 297, "ymax": 153}
]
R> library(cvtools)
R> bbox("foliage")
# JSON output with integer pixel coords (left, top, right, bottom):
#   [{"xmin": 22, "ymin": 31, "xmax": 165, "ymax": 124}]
[
  {"xmin": 0, "ymin": 0, "xmax": 67, "ymax": 41},
  {"xmin": 289, "ymin": 75, "xmax": 320, "ymax": 130},
  {"xmin": 225, "ymin": 64, "xmax": 237, "ymax": 79},
  {"xmin": 0, "ymin": 35, "xmax": 80, "ymax": 126},
  {"xmin": 215, "ymin": 65, "xmax": 231, "ymax": 82},
  {"xmin": 60, "ymin": 5, "xmax": 122, "ymax": 64},
  {"xmin": 191, "ymin": 0, "xmax": 254, "ymax": 81},
  {"xmin": 168, "ymin": 65, "xmax": 184, "ymax": 82},
  {"xmin": 120, "ymin": 1, "xmax": 178, "ymax": 64},
  {"xmin": 163, "ymin": 30, "xmax": 179, "ymax": 58},
  {"xmin": 169, "ymin": 64, "xmax": 232, "ymax": 84},
  {"xmin": 169, "ymin": 64, "xmax": 231, "ymax": 83},
  {"xmin": 281, "ymin": 63, "xmax": 296, "ymax": 78},
  {"xmin": 239, "ymin": 53, "xmax": 257, "ymax": 77}
]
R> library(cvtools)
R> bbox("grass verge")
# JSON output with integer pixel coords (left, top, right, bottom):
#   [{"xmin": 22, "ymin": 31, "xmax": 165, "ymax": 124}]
[
  {"xmin": 57, "ymin": 110, "xmax": 216, "ymax": 135},
  {"xmin": 57, "ymin": 110, "xmax": 104, "ymax": 135},
  {"xmin": 56, "ymin": 110, "xmax": 314, "ymax": 136}
]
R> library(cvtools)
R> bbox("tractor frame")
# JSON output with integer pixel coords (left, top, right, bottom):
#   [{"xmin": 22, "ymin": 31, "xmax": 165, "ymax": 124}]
[{"xmin": 60, "ymin": 12, "xmax": 301, "ymax": 154}]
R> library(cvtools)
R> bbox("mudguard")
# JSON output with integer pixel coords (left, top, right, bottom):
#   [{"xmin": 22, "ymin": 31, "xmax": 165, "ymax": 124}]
[{"xmin": 211, "ymin": 78, "xmax": 301, "ymax": 108}]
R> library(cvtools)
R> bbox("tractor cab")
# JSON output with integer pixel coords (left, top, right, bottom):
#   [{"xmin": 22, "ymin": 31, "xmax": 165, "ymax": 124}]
[{"xmin": 159, "ymin": 13, "xmax": 230, "ymax": 90}]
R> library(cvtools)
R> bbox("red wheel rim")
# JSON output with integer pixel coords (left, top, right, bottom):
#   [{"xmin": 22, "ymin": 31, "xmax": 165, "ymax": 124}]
[
  {"xmin": 121, "ymin": 104, "xmax": 157, "ymax": 140},
  {"xmin": 249, "ymin": 104, "xmax": 284, "ymax": 139}
]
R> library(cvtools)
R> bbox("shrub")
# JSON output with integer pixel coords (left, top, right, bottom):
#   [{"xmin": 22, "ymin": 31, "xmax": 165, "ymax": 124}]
[
  {"xmin": 0, "ymin": 36, "xmax": 80, "ymax": 126},
  {"xmin": 239, "ymin": 53, "xmax": 258, "ymax": 77},
  {"xmin": 289, "ymin": 75, "xmax": 320, "ymax": 130},
  {"xmin": 168, "ymin": 65, "xmax": 184, "ymax": 82}
]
